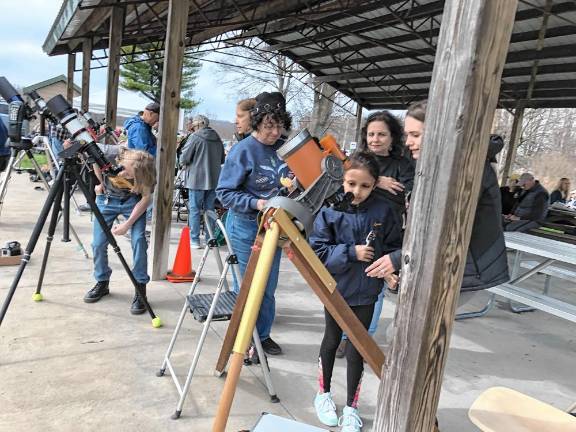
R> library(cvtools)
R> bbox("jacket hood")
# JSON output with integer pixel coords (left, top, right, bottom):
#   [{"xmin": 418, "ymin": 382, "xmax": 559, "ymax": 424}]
[
  {"xmin": 124, "ymin": 115, "xmax": 144, "ymax": 130},
  {"xmin": 195, "ymin": 127, "xmax": 221, "ymax": 143},
  {"xmin": 487, "ymin": 135, "xmax": 504, "ymax": 161}
]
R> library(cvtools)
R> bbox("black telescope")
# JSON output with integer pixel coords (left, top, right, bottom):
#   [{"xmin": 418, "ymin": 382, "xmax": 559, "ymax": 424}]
[
  {"xmin": 0, "ymin": 76, "xmax": 23, "ymax": 103},
  {"xmin": 46, "ymin": 94, "xmax": 122, "ymax": 175}
]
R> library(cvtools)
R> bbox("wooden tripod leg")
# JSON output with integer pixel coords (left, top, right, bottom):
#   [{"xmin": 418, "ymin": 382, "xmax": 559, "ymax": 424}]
[
  {"xmin": 214, "ymin": 235, "xmax": 263, "ymax": 375},
  {"xmin": 287, "ymin": 245, "xmax": 385, "ymax": 377}
]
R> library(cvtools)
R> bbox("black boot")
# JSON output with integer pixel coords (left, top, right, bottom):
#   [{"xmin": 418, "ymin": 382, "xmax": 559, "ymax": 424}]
[
  {"xmin": 84, "ymin": 281, "xmax": 110, "ymax": 303},
  {"xmin": 130, "ymin": 283, "xmax": 147, "ymax": 315}
]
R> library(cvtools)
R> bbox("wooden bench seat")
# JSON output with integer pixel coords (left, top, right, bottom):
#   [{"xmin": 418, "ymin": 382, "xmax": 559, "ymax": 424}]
[{"xmin": 469, "ymin": 387, "xmax": 576, "ymax": 431}]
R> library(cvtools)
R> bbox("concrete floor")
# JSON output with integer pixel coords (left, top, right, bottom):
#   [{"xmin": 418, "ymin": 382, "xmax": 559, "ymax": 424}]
[{"xmin": 1, "ymin": 172, "xmax": 575, "ymax": 432}]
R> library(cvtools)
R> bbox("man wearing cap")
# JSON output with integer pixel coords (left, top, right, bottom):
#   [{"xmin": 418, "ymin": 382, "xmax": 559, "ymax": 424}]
[
  {"xmin": 505, "ymin": 172, "xmax": 549, "ymax": 222},
  {"xmin": 123, "ymin": 102, "xmax": 160, "ymax": 157},
  {"xmin": 179, "ymin": 115, "xmax": 225, "ymax": 248}
]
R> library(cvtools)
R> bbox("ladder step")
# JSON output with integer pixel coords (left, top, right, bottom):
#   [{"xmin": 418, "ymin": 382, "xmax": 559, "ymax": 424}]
[{"xmin": 187, "ymin": 291, "xmax": 237, "ymax": 323}]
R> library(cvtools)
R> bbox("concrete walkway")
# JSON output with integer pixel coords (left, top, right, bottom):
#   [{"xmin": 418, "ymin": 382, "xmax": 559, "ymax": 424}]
[{"xmin": 1, "ymin": 172, "xmax": 575, "ymax": 431}]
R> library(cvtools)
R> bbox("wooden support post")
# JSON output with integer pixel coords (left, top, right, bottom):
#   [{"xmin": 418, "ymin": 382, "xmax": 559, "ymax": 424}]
[
  {"xmin": 500, "ymin": 0, "xmax": 551, "ymax": 185},
  {"xmin": 354, "ymin": 103, "xmax": 363, "ymax": 145},
  {"xmin": 500, "ymin": 104, "xmax": 525, "ymax": 186},
  {"xmin": 373, "ymin": 1, "xmax": 517, "ymax": 431},
  {"xmin": 66, "ymin": 53, "xmax": 76, "ymax": 104},
  {"xmin": 150, "ymin": 0, "xmax": 190, "ymax": 280},
  {"xmin": 81, "ymin": 38, "xmax": 92, "ymax": 113},
  {"xmin": 105, "ymin": 5, "xmax": 124, "ymax": 128}
]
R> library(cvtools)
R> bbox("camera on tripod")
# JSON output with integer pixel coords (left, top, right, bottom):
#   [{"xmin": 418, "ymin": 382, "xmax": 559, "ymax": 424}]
[
  {"xmin": 0, "ymin": 241, "xmax": 22, "ymax": 257},
  {"xmin": 46, "ymin": 95, "xmax": 122, "ymax": 176},
  {"xmin": 0, "ymin": 77, "xmax": 34, "ymax": 147}
]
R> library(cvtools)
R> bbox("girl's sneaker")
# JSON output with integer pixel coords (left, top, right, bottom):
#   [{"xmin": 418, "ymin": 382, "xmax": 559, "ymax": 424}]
[
  {"xmin": 339, "ymin": 406, "xmax": 363, "ymax": 432},
  {"xmin": 314, "ymin": 392, "xmax": 338, "ymax": 427}
]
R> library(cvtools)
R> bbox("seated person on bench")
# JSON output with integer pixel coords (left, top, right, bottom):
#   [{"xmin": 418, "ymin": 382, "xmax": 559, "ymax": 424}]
[{"xmin": 503, "ymin": 173, "xmax": 549, "ymax": 231}]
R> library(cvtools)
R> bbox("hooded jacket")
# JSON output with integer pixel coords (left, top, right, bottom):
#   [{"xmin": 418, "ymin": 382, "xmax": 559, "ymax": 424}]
[
  {"xmin": 309, "ymin": 194, "xmax": 403, "ymax": 306},
  {"xmin": 513, "ymin": 182, "xmax": 549, "ymax": 221},
  {"xmin": 124, "ymin": 115, "xmax": 157, "ymax": 157},
  {"xmin": 461, "ymin": 137, "xmax": 510, "ymax": 291},
  {"xmin": 387, "ymin": 137, "xmax": 510, "ymax": 292},
  {"xmin": 179, "ymin": 126, "xmax": 225, "ymax": 190}
]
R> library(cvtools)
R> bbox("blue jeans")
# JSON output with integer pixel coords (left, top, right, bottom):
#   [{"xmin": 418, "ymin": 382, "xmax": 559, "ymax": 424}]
[
  {"xmin": 188, "ymin": 189, "xmax": 216, "ymax": 243},
  {"xmin": 368, "ymin": 289, "xmax": 385, "ymax": 335},
  {"xmin": 92, "ymin": 195, "xmax": 149, "ymax": 284},
  {"xmin": 50, "ymin": 137, "xmax": 63, "ymax": 161},
  {"xmin": 343, "ymin": 288, "xmax": 385, "ymax": 340},
  {"xmin": 225, "ymin": 209, "xmax": 282, "ymax": 341}
]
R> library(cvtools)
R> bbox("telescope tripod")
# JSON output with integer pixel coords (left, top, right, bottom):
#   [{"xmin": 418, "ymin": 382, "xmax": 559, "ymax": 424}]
[
  {"xmin": 0, "ymin": 145, "xmax": 89, "ymax": 258},
  {"xmin": 211, "ymin": 207, "xmax": 386, "ymax": 432},
  {"xmin": 0, "ymin": 153, "xmax": 162, "ymax": 328}
]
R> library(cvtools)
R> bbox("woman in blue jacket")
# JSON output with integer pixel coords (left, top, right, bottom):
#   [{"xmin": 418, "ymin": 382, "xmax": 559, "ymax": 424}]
[
  {"xmin": 309, "ymin": 152, "xmax": 402, "ymax": 432},
  {"xmin": 216, "ymin": 92, "xmax": 292, "ymax": 356}
]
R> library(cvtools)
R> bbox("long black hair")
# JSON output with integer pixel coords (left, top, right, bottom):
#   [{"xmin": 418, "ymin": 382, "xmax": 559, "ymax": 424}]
[{"xmin": 358, "ymin": 110, "xmax": 404, "ymax": 158}]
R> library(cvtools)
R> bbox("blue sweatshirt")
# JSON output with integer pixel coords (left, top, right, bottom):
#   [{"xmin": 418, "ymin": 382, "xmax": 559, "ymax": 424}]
[
  {"xmin": 124, "ymin": 115, "xmax": 157, "ymax": 157},
  {"xmin": 0, "ymin": 119, "xmax": 9, "ymax": 157},
  {"xmin": 216, "ymin": 135, "xmax": 289, "ymax": 218}
]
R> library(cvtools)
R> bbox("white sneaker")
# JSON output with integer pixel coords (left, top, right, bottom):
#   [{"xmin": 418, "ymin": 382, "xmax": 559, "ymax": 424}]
[
  {"xmin": 339, "ymin": 405, "xmax": 363, "ymax": 432},
  {"xmin": 190, "ymin": 241, "xmax": 202, "ymax": 249},
  {"xmin": 314, "ymin": 392, "xmax": 338, "ymax": 427}
]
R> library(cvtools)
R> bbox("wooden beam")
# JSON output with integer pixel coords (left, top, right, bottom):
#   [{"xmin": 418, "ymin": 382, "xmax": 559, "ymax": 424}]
[
  {"xmin": 500, "ymin": 104, "xmax": 525, "ymax": 186},
  {"xmin": 66, "ymin": 53, "xmax": 76, "ymax": 104},
  {"xmin": 105, "ymin": 5, "xmax": 125, "ymax": 129},
  {"xmin": 81, "ymin": 38, "xmax": 92, "ymax": 112},
  {"xmin": 150, "ymin": 0, "xmax": 190, "ymax": 280},
  {"xmin": 355, "ymin": 103, "xmax": 363, "ymax": 145},
  {"xmin": 373, "ymin": 1, "xmax": 517, "ymax": 431}
]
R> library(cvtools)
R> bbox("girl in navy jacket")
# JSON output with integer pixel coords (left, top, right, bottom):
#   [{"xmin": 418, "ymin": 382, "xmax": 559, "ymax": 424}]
[{"xmin": 309, "ymin": 152, "xmax": 402, "ymax": 432}]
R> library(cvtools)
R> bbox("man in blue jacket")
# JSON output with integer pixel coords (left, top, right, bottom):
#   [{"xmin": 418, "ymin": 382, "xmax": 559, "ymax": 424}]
[
  {"xmin": 0, "ymin": 119, "xmax": 9, "ymax": 172},
  {"xmin": 124, "ymin": 102, "xmax": 159, "ymax": 157}
]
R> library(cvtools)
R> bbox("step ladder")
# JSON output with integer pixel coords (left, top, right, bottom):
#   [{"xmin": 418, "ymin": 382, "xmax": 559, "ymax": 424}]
[{"xmin": 156, "ymin": 213, "xmax": 279, "ymax": 419}]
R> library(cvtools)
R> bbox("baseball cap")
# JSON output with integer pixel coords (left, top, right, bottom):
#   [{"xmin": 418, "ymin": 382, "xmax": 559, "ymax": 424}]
[
  {"xmin": 145, "ymin": 102, "xmax": 160, "ymax": 114},
  {"xmin": 254, "ymin": 92, "xmax": 286, "ymax": 114}
]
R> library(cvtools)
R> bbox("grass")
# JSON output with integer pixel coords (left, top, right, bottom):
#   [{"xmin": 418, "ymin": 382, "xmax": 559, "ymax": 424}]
[{"xmin": 19, "ymin": 153, "xmax": 48, "ymax": 170}]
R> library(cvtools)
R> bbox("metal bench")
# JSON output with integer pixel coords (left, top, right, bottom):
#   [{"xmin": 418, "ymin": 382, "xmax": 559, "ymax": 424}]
[
  {"xmin": 487, "ymin": 283, "xmax": 576, "ymax": 323},
  {"xmin": 520, "ymin": 260, "xmax": 576, "ymax": 295}
]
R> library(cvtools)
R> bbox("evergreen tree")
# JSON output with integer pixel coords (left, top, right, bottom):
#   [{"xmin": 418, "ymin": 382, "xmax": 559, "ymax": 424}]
[{"xmin": 120, "ymin": 43, "xmax": 201, "ymax": 110}]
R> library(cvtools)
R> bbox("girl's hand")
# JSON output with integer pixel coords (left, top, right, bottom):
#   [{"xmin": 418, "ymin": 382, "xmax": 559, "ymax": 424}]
[
  {"xmin": 377, "ymin": 176, "xmax": 404, "ymax": 195},
  {"xmin": 355, "ymin": 245, "xmax": 374, "ymax": 262},
  {"xmin": 366, "ymin": 254, "xmax": 396, "ymax": 278},
  {"xmin": 111, "ymin": 222, "xmax": 130, "ymax": 236},
  {"xmin": 95, "ymin": 184, "xmax": 106, "ymax": 195}
]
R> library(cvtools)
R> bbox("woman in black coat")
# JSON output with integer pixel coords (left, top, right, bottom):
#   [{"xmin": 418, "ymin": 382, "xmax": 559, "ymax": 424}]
[{"xmin": 367, "ymin": 101, "xmax": 509, "ymax": 296}]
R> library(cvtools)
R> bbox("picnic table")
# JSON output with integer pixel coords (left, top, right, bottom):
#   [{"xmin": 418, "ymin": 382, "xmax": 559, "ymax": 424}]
[{"xmin": 456, "ymin": 232, "xmax": 576, "ymax": 322}]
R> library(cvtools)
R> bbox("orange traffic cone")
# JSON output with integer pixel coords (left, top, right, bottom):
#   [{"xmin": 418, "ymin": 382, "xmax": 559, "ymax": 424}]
[{"xmin": 166, "ymin": 226, "xmax": 196, "ymax": 283}]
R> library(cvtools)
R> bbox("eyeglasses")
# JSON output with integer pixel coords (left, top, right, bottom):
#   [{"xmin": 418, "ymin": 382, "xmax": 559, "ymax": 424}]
[{"xmin": 261, "ymin": 122, "xmax": 284, "ymax": 131}]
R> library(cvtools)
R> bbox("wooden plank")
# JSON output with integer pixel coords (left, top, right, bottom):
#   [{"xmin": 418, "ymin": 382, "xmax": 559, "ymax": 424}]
[
  {"xmin": 81, "ymin": 38, "xmax": 92, "ymax": 113},
  {"xmin": 214, "ymin": 235, "xmax": 263, "ymax": 374},
  {"xmin": 373, "ymin": 1, "xmax": 517, "ymax": 431},
  {"xmin": 286, "ymin": 243, "xmax": 385, "ymax": 377},
  {"xmin": 66, "ymin": 53, "xmax": 76, "ymax": 104},
  {"xmin": 149, "ymin": 0, "xmax": 190, "ymax": 280},
  {"xmin": 500, "ymin": 104, "xmax": 525, "ymax": 185},
  {"xmin": 355, "ymin": 103, "xmax": 363, "ymax": 146},
  {"xmin": 105, "ymin": 5, "xmax": 125, "ymax": 129}
]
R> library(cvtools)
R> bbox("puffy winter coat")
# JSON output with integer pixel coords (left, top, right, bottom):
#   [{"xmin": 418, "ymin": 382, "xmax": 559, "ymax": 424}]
[{"xmin": 309, "ymin": 194, "xmax": 403, "ymax": 306}]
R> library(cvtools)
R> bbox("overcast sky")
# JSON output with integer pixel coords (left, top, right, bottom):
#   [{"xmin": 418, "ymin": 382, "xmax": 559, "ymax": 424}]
[{"xmin": 1, "ymin": 0, "xmax": 237, "ymax": 121}]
